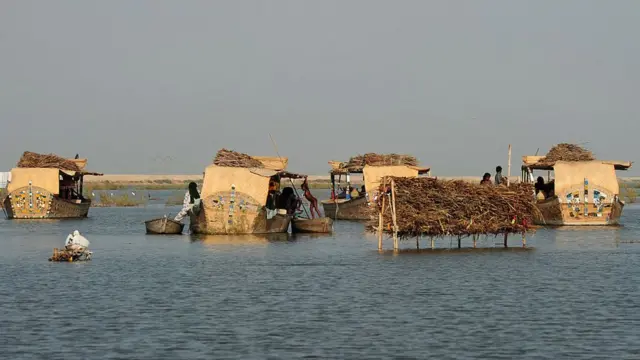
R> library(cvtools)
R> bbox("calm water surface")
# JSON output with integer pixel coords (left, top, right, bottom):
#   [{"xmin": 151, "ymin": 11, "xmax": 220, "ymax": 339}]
[{"xmin": 1, "ymin": 197, "xmax": 640, "ymax": 359}]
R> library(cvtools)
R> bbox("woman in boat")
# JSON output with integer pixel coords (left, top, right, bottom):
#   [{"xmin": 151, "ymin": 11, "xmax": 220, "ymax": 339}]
[
  {"xmin": 480, "ymin": 173, "xmax": 492, "ymax": 185},
  {"xmin": 301, "ymin": 176, "xmax": 320, "ymax": 218},
  {"xmin": 174, "ymin": 182, "xmax": 201, "ymax": 222}
]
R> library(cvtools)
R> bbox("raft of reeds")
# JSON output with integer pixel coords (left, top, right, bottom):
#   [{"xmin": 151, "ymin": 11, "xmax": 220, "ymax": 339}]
[
  {"xmin": 17, "ymin": 151, "xmax": 81, "ymax": 171},
  {"xmin": 367, "ymin": 177, "xmax": 537, "ymax": 239},
  {"xmin": 342, "ymin": 153, "xmax": 418, "ymax": 171},
  {"xmin": 48, "ymin": 248, "xmax": 92, "ymax": 262},
  {"xmin": 213, "ymin": 149, "xmax": 264, "ymax": 168},
  {"xmin": 536, "ymin": 143, "xmax": 595, "ymax": 166}
]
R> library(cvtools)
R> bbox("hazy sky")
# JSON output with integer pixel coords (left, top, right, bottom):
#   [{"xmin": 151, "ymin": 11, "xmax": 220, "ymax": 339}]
[{"xmin": 1, "ymin": 0, "xmax": 638, "ymax": 176}]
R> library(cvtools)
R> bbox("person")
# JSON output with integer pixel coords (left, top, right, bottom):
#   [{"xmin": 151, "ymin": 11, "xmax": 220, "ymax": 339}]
[
  {"xmin": 65, "ymin": 230, "xmax": 90, "ymax": 252},
  {"xmin": 480, "ymin": 173, "xmax": 492, "ymax": 185},
  {"xmin": 360, "ymin": 185, "xmax": 366, "ymax": 196},
  {"xmin": 277, "ymin": 187, "xmax": 300, "ymax": 215},
  {"xmin": 495, "ymin": 166, "xmax": 507, "ymax": 185},
  {"xmin": 301, "ymin": 177, "xmax": 321, "ymax": 218},
  {"xmin": 174, "ymin": 182, "xmax": 201, "ymax": 222}
]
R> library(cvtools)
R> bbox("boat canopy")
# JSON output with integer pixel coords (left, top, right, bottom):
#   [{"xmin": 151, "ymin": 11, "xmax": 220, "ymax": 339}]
[{"xmin": 522, "ymin": 155, "xmax": 632, "ymax": 171}]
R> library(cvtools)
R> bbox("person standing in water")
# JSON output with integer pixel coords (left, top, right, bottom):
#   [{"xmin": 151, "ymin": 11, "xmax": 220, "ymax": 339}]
[
  {"xmin": 175, "ymin": 182, "xmax": 201, "ymax": 222},
  {"xmin": 301, "ymin": 176, "xmax": 321, "ymax": 218}
]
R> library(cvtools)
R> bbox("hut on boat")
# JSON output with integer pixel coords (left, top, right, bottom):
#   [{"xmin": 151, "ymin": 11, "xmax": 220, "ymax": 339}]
[
  {"xmin": 321, "ymin": 153, "xmax": 430, "ymax": 221},
  {"xmin": 2, "ymin": 151, "xmax": 102, "ymax": 219},
  {"xmin": 367, "ymin": 176, "xmax": 537, "ymax": 250},
  {"xmin": 521, "ymin": 143, "xmax": 632, "ymax": 226},
  {"xmin": 189, "ymin": 149, "xmax": 306, "ymax": 235}
]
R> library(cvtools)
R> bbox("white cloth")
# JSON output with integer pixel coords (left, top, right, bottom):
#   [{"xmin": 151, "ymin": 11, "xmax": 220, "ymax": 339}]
[
  {"xmin": 0, "ymin": 172, "xmax": 10, "ymax": 189},
  {"xmin": 175, "ymin": 191, "xmax": 193, "ymax": 222},
  {"xmin": 65, "ymin": 230, "xmax": 89, "ymax": 251}
]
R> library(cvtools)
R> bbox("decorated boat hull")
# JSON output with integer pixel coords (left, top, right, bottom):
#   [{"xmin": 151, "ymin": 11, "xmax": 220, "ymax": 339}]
[
  {"xmin": 292, "ymin": 217, "xmax": 333, "ymax": 233},
  {"xmin": 2, "ymin": 186, "xmax": 91, "ymax": 219},
  {"xmin": 533, "ymin": 196, "xmax": 624, "ymax": 226},
  {"xmin": 321, "ymin": 196, "xmax": 370, "ymax": 221},
  {"xmin": 189, "ymin": 191, "xmax": 292, "ymax": 235}
]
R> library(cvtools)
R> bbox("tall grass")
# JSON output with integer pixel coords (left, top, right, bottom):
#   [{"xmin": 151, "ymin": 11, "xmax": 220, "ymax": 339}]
[
  {"xmin": 89, "ymin": 191, "xmax": 146, "ymax": 207},
  {"xmin": 620, "ymin": 182, "xmax": 637, "ymax": 204}
]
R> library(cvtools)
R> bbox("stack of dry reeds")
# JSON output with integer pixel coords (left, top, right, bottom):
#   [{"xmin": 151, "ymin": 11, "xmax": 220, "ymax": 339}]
[
  {"xmin": 213, "ymin": 149, "xmax": 264, "ymax": 168},
  {"xmin": 367, "ymin": 177, "xmax": 537, "ymax": 238},
  {"xmin": 17, "ymin": 151, "xmax": 80, "ymax": 172},
  {"xmin": 537, "ymin": 143, "xmax": 594, "ymax": 166},
  {"xmin": 344, "ymin": 153, "xmax": 418, "ymax": 170}
]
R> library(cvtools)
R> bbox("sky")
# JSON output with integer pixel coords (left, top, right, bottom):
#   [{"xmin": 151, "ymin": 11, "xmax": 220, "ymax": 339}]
[{"xmin": 1, "ymin": 0, "xmax": 638, "ymax": 176}]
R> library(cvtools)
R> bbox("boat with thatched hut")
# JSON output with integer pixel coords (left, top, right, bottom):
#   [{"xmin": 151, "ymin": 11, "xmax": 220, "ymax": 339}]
[
  {"xmin": 321, "ymin": 153, "xmax": 430, "ymax": 221},
  {"xmin": 521, "ymin": 143, "xmax": 632, "ymax": 226},
  {"xmin": 189, "ymin": 149, "xmax": 306, "ymax": 235},
  {"xmin": 368, "ymin": 176, "xmax": 537, "ymax": 251},
  {"xmin": 2, "ymin": 152, "xmax": 102, "ymax": 219}
]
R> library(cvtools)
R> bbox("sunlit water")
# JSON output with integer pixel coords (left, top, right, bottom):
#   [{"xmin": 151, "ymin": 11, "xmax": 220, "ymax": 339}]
[{"xmin": 1, "ymin": 191, "xmax": 640, "ymax": 359}]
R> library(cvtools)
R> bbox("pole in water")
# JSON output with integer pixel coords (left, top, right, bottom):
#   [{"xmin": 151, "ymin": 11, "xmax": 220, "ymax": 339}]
[
  {"xmin": 457, "ymin": 236, "xmax": 461, "ymax": 249},
  {"xmin": 473, "ymin": 235, "xmax": 477, "ymax": 248},
  {"xmin": 522, "ymin": 234, "xmax": 527, "ymax": 248},
  {"xmin": 504, "ymin": 233, "xmax": 508, "ymax": 248},
  {"xmin": 431, "ymin": 237, "xmax": 435, "ymax": 249}
]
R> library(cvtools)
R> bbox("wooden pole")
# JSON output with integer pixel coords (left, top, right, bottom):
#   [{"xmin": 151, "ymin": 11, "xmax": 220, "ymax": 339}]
[
  {"xmin": 507, "ymin": 144, "xmax": 512, "ymax": 186},
  {"xmin": 391, "ymin": 179, "xmax": 399, "ymax": 251},
  {"xmin": 473, "ymin": 235, "xmax": 477, "ymax": 248},
  {"xmin": 457, "ymin": 236, "xmax": 461, "ymax": 249},
  {"xmin": 416, "ymin": 235, "xmax": 420, "ymax": 250},
  {"xmin": 378, "ymin": 179, "xmax": 386, "ymax": 251},
  {"xmin": 431, "ymin": 237, "xmax": 435, "ymax": 249},
  {"xmin": 503, "ymin": 233, "xmax": 508, "ymax": 248},
  {"xmin": 522, "ymin": 234, "xmax": 527, "ymax": 248}
]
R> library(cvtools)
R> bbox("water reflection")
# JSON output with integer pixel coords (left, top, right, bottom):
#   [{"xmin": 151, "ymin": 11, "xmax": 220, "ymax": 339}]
[{"xmin": 550, "ymin": 226, "xmax": 622, "ymax": 249}]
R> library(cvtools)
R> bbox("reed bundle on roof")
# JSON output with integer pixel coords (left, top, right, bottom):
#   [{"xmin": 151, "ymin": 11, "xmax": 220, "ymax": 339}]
[
  {"xmin": 343, "ymin": 153, "xmax": 418, "ymax": 170},
  {"xmin": 537, "ymin": 143, "xmax": 594, "ymax": 166},
  {"xmin": 367, "ymin": 177, "xmax": 537, "ymax": 238},
  {"xmin": 17, "ymin": 151, "xmax": 81, "ymax": 172},
  {"xmin": 213, "ymin": 149, "xmax": 264, "ymax": 168}
]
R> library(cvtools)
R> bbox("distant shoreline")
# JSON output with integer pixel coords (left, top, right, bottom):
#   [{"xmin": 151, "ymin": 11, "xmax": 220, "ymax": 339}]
[{"xmin": 83, "ymin": 174, "xmax": 640, "ymax": 190}]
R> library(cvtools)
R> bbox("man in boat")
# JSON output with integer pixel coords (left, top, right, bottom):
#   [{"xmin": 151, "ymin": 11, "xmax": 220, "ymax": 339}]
[
  {"xmin": 276, "ymin": 187, "xmax": 300, "ymax": 215},
  {"xmin": 301, "ymin": 176, "xmax": 321, "ymax": 218},
  {"xmin": 495, "ymin": 166, "xmax": 507, "ymax": 185},
  {"xmin": 174, "ymin": 182, "xmax": 201, "ymax": 222},
  {"xmin": 535, "ymin": 177, "xmax": 556, "ymax": 199},
  {"xmin": 480, "ymin": 173, "xmax": 492, "ymax": 185}
]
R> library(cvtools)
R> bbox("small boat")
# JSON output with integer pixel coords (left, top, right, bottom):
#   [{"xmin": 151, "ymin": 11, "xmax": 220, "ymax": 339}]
[
  {"xmin": 291, "ymin": 217, "xmax": 334, "ymax": 233},
  {"xmin": 145, "ymin": 217, "xmax": 184, "ymax": 234}
]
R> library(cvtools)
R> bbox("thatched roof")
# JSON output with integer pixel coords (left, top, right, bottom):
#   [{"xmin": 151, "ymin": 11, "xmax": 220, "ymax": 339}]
[
  {"xmin": 367, "ymin": 177, "xmax": 537, "ymax": 238},
  {"xmin": 523, "ymin": 143, "xmax": 631, "ymax": 170},
  {"xmin": 17, "ymin": 151, "xmax": 81, "ymax": 172},
  {"xmin": 331, "ymin": 153, "xmax": 422, "ymax": 173},
  {"xmin": 213, "ymin": 149, "xmax": 264, "ymax": 168}
]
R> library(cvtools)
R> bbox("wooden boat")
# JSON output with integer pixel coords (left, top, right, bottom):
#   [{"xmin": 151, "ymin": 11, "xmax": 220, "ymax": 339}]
[
  {"xmin": 292, "ymin": 217, "xmax": 334, "ymax": 233},
  {"xmin": 189, "ymin": 150, "xmax": 301, "ymax": 235},
  {"xmin": 145, "ymin": 217, "xmax": 185, "ymax": 234},
  {"xmin": 322, "ymin": 158, "xmax": 430, "ymax": 221},
  {"xmin": 522, "ymin": 153, "xmax": 632, "ymax": 226},
  {"xmin": 321, "ymin": 196, "xmax": 370, "ymax": 221},
  {"xmin": 3, "ymin": 162, "xmax": 102, "ymax": 219}
]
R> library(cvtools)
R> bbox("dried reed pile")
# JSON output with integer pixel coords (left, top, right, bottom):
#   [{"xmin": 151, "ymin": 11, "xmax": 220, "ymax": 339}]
[
  {"xmin": 537, "ymin": 143, "xmax": 594, "ymax": 166},
  {"xmin": 367, "ymin": 177, "xmax": 537, "ymax": 238},
  {"xmin": 343, "ymin": 153, "xmax": 418, "ymax": 171},
  {"xmin": 213, "ymin": 149, "xmax": 264, "ymax": 168},
  {"xmin": 17, "ymin": 151, "xmax": 80, "ymax": 172}
]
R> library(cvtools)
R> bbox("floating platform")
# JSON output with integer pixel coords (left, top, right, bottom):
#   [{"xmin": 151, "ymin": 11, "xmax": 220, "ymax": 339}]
[{"xmin": 48, "ymin": 248, "xmax": 92, "ymax": 262}]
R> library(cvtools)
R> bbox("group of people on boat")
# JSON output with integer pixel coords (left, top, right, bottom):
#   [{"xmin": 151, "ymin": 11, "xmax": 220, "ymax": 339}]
[
  {"xmin": 480, "ymin": 166, "xmax": 508, "ymax": 186},
  {"xmin": 332, "ymin": 185, "xmax": 366, "ymax": 199},
  {"xmin": 534, "ymin": 176, "xmax": 555, "ymax": 199}
]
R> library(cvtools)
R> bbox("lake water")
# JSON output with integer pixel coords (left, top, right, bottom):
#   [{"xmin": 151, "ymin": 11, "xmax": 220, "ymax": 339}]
[{"xmin": 1, "ymin": 191, "xmax": 640, "ymax": 359}]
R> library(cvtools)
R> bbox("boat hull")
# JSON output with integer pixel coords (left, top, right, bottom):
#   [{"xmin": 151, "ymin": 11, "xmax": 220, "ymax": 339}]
[
  {"xmin": 292, "ymin": 217, "xmax": 334, "ymax": 233},
  {"xmin": 3, "ymin": 186, "xmax": 91, "ymax": 219},
  {"xmin": 321, "ymin": 196, "xmax": 370, "ymax": 221},
  {"xmin": 145, "ymin": 218, "xmax": 185, "ymax": 234},
  {"xmin": 533, "ymin": 196, "xmax": 624, "ymax": 226},
  {"xmin": 189, "ymin": 193, "xmax": 292, "ymax": 235}
]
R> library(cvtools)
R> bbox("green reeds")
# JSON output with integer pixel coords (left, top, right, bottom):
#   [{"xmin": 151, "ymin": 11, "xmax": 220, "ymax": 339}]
[{"xmin": 89, "ymin": 191, "xmax": 147, "ymax": 207}]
